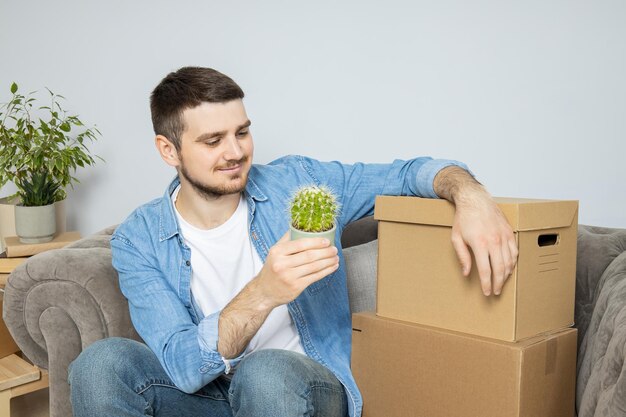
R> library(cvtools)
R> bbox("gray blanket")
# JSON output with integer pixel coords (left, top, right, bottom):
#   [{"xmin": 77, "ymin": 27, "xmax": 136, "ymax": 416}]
[{"xmin": 575, "ymin": 226, "xmax": 626, "ymax": 416}]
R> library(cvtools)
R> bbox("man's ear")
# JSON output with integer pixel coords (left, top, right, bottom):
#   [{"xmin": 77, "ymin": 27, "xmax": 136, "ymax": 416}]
[{"xmin": 155, "ymin": 135, "xmax": 180, "ymax": 167}]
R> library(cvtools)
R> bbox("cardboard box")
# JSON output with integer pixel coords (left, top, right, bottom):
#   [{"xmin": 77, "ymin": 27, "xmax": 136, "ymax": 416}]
[
  {"xmin": 0, "ymin": 196, "xmax": 19, "ymax": 253},
  {"xmin": 352, "ymin": 312, "xmax": 577, "ymax": 417},
  {"xmin": 0, "ymin": 293, "xmax": 20, "ymax": 359},
  {"xmin": 374, "ymin": 196, "xmax": 578, "ymax": 341}
]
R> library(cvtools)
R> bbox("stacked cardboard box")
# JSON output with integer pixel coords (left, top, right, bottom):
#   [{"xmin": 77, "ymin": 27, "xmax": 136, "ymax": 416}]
[{"xmin": 351, "ymin": 196, "xmax": 579, "ymax": 417}]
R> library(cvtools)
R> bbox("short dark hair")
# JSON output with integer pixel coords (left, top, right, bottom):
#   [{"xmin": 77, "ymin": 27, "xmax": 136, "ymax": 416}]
[{"xmin": 150, "ymin": 67, "xmax": 245, "ymax": 150}]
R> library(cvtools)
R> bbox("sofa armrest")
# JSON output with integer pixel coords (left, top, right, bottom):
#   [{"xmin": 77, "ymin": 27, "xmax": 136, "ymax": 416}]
[
  {"xmin": 575, "ymin": 225, "xmax": 626, "ymax": 344},
  {"xmin": 575, "ymin": 224, "xmax": 626, "ymax": 417},
  {"xmin": 341, "ymin": 216, "xmax": 378, "ymax": 248},
  {"xmin": 2, "ymin": 227, "xmax": 139, "ymax": 417}
]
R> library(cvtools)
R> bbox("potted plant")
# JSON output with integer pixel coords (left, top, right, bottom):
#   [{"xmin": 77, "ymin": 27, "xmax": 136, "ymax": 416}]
[
  {"xmin": 0, "ymin": 82, "xmax": 102, "ymax": 243},
  {"xmin": 13, "ymin": 171, "xmax": 60, "ymax": 243},
  {"xmin": 289, "ymin": 185, "xmax": 340, "ymax": 246}
]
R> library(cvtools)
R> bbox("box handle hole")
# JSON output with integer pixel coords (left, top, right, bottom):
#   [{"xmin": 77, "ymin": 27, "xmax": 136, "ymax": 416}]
[{"xmin": 538, "ymin": 233, "xmax": 559, "ymax": 247}]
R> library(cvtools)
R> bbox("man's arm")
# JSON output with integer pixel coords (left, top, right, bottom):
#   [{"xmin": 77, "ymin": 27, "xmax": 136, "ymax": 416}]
[
  {"xmin": 433, "ymin": 166, "xmax": 519, "ymax": 296},
  {"xmin": 217, "ymin": 233, "xmax": 338, "ymax": 359},
  {"xmin": 111, "ymin": 233, "xmax": 224, "ymax": 393}
]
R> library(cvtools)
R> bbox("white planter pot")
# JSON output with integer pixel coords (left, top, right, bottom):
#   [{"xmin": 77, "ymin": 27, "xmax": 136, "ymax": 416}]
[
  {"xmin": 290, "ymin": 224, "xmax": 336, "ymax": 247},
  {"xmin": 14, "ymin": 203, "xmax": 57, "ymax": 243},
  {"xmin": 0, "ymin": 198, "xmax": 66, "ymax": 250}
]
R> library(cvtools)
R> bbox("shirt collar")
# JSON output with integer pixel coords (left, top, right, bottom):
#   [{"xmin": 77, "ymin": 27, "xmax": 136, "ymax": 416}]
[
  {"xmin": 159, "ymin": 176, "xmax": 181, "ymax": 242},
  {"xmin": 158, "ymin": 171, "xmax": 268, "ymax": 242}
]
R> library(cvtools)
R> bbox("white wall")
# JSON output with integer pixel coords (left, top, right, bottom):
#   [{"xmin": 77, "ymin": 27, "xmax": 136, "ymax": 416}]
[{"xmin": 1, "ymin": 0, "xmax": 625, "ymax": 234}]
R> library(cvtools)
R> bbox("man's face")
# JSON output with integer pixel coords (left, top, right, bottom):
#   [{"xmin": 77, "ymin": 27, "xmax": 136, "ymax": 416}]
[{"xmin": 176, "ymin": 99, "xmax": 254, "ymax": 199}]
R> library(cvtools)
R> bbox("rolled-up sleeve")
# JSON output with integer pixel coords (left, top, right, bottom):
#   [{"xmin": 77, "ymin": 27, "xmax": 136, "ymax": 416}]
[
  {"xmin": 197, "ymin": 311, "xmax": 245, "ymax": 374},
  {"xmin": 414, "ymin": 158, "xmax": 472, "ymax": 198}
]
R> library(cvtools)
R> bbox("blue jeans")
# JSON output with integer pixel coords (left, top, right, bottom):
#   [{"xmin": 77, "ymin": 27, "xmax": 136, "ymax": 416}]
[{"xmin": 68, "ymin": 338, "xmax": 348, "ymax": 417}]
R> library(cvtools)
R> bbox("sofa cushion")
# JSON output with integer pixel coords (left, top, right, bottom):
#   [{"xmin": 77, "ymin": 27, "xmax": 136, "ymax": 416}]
[{"xmin": 344, "ymin": 239, "xmax": 378, "ymax": 314}]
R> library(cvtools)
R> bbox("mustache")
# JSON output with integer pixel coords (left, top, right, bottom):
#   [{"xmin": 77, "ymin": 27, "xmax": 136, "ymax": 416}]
[{"xmin": 218, "ymin": 156, "xmax": 249, "ymax": 169}]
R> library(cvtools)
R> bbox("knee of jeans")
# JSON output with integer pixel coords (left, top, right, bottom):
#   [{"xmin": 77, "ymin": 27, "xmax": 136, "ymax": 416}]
[
  {"xmin": 68, "ymin": 337, "xmax": 147, "ymax": 387},
  {"xmin": 230, "ymin": 349, "xmax": 315, "ymax": 398}
]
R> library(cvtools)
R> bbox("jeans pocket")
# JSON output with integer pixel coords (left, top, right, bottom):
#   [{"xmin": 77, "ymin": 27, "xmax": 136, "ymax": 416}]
[{"xmin": 193, "ymin": 381, "xmax": 229, "ymax": 401}]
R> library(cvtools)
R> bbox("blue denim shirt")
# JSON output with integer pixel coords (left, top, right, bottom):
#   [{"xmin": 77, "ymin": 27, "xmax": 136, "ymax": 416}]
[{"xmin": 111, "ymin": 154, "xmax": 468, "ymax": 417}]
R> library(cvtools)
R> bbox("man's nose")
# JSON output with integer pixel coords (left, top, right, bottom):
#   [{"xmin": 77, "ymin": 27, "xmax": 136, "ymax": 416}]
[{"xmin": 224, "ymin": 136, "xmax": 244, "ymax": 160}]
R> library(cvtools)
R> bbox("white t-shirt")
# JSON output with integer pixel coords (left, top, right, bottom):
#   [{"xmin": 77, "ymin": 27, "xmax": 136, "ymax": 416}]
[{"xmin": 172, "ymin": 187, "xmax": 304, "ymax": 356}]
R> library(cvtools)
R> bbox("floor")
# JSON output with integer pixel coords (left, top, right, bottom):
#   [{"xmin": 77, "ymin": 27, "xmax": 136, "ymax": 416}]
[{"xmin": 11, "ymin": 388, "xmax": 49, "ymax": 417}]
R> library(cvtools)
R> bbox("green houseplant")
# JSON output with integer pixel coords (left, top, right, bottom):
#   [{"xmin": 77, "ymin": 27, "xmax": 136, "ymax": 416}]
[
  {"xmin": 289, "ymin": 185, "xmax": 340, "ymax": 246},
  {"xmin": 0, "ymin": 82, "xmax": 102, "ymax": 243}
]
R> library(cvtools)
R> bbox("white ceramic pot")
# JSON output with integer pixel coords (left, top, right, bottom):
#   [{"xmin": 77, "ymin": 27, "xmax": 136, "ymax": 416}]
[
  {"xmin": 1, "ymin": 198, "xmax": 66, "ymax": 251},
  {"xmin": 14, "ymin": 203, "xmax": 57, "ymax": 243},
  {"xmin": 289, "ymin": 224, "xmax": 336, "ymax": 247}
]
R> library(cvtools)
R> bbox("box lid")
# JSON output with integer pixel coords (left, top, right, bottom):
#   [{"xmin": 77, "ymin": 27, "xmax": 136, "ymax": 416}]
[
  {"xmin": 353, "ymin": 312, "xmax": 574, "ymax": 349},
  {"xmin": 374, "ymin": 196, "xmax": 578, "ymax": 231}
]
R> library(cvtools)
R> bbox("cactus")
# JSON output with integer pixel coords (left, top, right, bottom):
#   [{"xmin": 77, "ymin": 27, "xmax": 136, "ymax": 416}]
[{"xmin": 290, "ymin": 185, "xmax": 339, "ymax": 233}]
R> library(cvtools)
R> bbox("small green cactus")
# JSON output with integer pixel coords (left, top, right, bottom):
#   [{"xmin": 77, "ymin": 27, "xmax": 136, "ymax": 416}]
[{"xmin": 290, "ymin": 185, "xmax": 339, "ymax": 233}]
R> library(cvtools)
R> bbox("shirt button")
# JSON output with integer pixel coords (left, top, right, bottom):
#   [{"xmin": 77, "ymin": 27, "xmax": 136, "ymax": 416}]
[{"xmin": 185, "ymin": 260, "xmax": 191, "ymax": 266}]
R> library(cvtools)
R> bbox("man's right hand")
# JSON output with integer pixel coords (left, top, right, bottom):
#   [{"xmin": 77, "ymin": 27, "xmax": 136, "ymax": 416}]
[
  {"xmin": 218, "ymin": 232, "xmax": 338, "ymax": 359},
  {"xmin": 256, "ymin": 232, "xmax": 339, "ymax": 307}
]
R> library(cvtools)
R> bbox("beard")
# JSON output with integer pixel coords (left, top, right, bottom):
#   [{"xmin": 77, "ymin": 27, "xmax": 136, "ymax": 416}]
[{"xmin": 179, "ymin": 157, "xmax": 250, "ymax": 200}]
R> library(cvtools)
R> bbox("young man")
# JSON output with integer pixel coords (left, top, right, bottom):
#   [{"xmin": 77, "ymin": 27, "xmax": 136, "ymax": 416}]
[{"xmin": 69, "ymin": 67, "xmax": 517, "ymax": 417}]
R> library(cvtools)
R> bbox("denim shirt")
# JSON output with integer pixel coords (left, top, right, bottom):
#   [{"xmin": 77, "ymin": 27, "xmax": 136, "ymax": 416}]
[{"xmin": 111, "ymin": 154, "xmax": 468, "ymax": 417}]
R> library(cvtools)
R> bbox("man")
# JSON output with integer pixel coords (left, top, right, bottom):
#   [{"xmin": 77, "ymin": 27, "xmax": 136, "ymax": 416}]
[{"xmin": 68, "ymin": 67, "xmax": 517, "ymax": 417}]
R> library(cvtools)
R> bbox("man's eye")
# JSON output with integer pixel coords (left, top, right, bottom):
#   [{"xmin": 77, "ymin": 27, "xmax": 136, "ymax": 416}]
[
  {"xmin": 206, "ymin": 139, "xmax": 220, "ymax": 146},
  {"xmin": 237, "ymin": 130, "xmax": 249, "ymax": 137}
]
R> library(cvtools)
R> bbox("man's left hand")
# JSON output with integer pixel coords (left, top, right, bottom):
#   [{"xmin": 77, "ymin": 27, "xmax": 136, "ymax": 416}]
[
  {"xmin": 433, "ymin": 166, "xmax": 519, "ymax": 296},
  {"xmin": 451, "ymin": 188, "xmax": 518, "ymax": 296}
]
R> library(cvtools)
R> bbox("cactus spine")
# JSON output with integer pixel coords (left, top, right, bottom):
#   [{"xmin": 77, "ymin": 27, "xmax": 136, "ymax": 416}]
[{"xmin": 290, "ymin": 185, "xmax": 339, "ymax": 233}]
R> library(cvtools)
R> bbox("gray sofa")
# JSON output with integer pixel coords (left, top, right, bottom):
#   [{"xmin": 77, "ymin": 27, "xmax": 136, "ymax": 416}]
[{"xmin": 3, "ymin": 219, "xmax": 626, "ymax": 417}]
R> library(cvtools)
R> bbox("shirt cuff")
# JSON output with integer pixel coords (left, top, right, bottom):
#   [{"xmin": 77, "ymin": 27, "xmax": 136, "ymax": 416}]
[
  {"xmin": 197, "ymin": 311, "xmax": 245, "ymax": 374},
  {"xmin": 415, "ymin": 159, "xmax": 473, "ymax": 199}
]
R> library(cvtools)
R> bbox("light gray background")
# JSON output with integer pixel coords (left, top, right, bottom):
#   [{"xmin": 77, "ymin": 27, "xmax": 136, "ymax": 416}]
[{"xmin": 1, "ymin": 0, "xmax": 625, "ymax": 235}]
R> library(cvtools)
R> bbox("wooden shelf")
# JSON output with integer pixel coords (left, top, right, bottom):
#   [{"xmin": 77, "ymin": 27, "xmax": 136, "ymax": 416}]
[
  {"xmin": 0, "ymin": 354, "xmax": 40, "ymax": 391},
  {"xmin": 0, "ymin": 258, "xmax": 27, "ymax": 274},
  {"xmin": 0, "ymin": 354, "xmax": 49, "ymax": 416}
]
